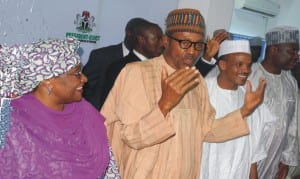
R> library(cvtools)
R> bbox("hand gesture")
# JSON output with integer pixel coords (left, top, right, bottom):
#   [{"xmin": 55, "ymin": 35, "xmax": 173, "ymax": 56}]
[
  {"xmin": 158, "ymin": 66, "xmax": 200, "ymax": 116},
  {"xmin": 276, "ymin": 162, "xmax": 288, "ymax": 179},
  {"xmin": 241, "ymin": 77, "xmax": 266, "ymax": 117},
  {"xmin": 203, "ymin": 31, "xmax": 228, "ymax": 61}
]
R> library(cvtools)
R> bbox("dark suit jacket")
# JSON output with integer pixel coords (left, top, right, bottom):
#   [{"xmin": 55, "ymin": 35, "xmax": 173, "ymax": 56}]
[
  {"xmin": 82, "ymin": 43, "xmax": 123, "ymax": 109},
  {"xmin": 195, "ymin": 57, "xmax": 216, "ymax": 77},
  {"xmin": 98, "ymin": 51, "xmax": 141, "ymax": 109}
]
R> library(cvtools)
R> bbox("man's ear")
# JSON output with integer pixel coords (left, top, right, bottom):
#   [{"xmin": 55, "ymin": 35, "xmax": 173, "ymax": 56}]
[
  {"xmin": 162, "ymin": 35, "xmax": 169, "ymax": 47},
  {"xmin": 270, "ymin": 45, "xmax": 278, "ymax": 55},
  {"xmin": 218, "ymin": 59, "xmax": 227, "ymax": 71},
  {"xmin": 137, "ymin": 35, "xmax": 145, "ymax": 45}
]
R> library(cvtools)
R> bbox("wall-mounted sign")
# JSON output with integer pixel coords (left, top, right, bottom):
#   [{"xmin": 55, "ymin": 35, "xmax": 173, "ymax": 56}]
[{"xmin": 66, "ymin": 11, "xmax": 100, "ymax": 43}]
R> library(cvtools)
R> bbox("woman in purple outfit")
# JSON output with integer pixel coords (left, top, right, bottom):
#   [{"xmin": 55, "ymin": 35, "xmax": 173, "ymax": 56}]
[{"xmin": 0, "ymin": 38, "xmax": 119, "ymax": 178}]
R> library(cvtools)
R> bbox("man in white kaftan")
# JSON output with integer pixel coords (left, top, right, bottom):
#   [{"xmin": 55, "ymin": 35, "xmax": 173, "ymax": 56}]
[
  {"xmin": 248, "ymin": 26, "xmax": 299, "ymax": 179},
  {"xmin": 200, "ymin": 40, "xmax": 268, "ymax": 179},
  {"xmin": 287, "ymin": 62, "xmax": 300, "ymax": 179}
]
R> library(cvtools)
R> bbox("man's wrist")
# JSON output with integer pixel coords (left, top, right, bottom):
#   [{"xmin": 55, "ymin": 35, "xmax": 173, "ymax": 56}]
[{"xmin": 201, "ymin": 57, "xmax": 216, "ymax": 65}]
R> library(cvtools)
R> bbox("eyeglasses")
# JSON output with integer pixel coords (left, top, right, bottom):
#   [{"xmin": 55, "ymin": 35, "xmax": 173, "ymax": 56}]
[
  {"xmin": 167, "ymin": 35, "xmax": 206, "ymax": 51},
  {"xmin": 66, "ymin": 70, "xmax": 83, "ymax": 78}
]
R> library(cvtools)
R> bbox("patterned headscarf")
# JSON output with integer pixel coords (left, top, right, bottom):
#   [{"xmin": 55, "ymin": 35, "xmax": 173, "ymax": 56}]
[
  {"xmin": 0, "ymin": 44, "xmax": 25, "ymax": 97},
  {"xmin": 0, "ymin": 38, "xmax": 81, "ymax": 97}
]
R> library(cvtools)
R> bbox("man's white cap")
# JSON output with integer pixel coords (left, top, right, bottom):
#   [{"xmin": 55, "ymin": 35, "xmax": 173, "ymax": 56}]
[
  {"xmin": 266, "ymin": 25, "xmax": 299, "ymax": 46},
  {"xmin": 218, "ymin": 40, "xmax": 251, "ymax": 58}
]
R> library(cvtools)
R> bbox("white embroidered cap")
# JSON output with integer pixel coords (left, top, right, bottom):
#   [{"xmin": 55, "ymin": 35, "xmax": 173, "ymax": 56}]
[
  {"xmin": 218, "ymin": 40, "xmax": 251, "ymax": 58},
  {"xmin": 266, "ymin": 26, "xmax": 299, "ymax": 46}
]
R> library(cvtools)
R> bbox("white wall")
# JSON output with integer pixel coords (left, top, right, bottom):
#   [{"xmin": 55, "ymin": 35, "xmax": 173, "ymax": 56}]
[
  {"xmin": 1, "ymin": 0, "xmax": 298, "ymax": 65},
  {"xmin": 0, "ymin": 0, "xmax": 101, "ymax": 65},
  {"xmin": 178, "ymin": 0, "xmax": 235, "ymax": 37},
  {"xmin": 230, "ymin": 9, "xmax": 268, "ymax": 37},
  {"xmin": 0, "ymin": 0, "xmax": 177, "ymax": 65},
  {"xmin": 178, "ymin": 0, "xmax": 210, "ymax": 20},
  {"xmin": 206, "ymin": 0, "xmax": 235, "ymax": 37},
  {"xmin": 96, "ymin": 0, "xmax": 178, "ymax": 47},
  {"xmin": 267, "ymin": 0, "xmax": 300, "ymax": 31},
  {"xmin": 230, "ymin": 0, "xmax": 299, "ymax": 38}
]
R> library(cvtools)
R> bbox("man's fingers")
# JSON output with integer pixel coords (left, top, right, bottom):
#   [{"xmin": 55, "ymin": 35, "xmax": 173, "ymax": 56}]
[
  {"xmin": 167, "ymin": 67, "xmax": 198, "ymax": 82},
  {"xmin": 206, "ymin": 35, "xmax": 210, "ymax": 42},
  {"xmin": 245, "ymin": 80, "xmax": 251, "ymax": 93},
  {"xmin": 161, "ymin": 65, "xmax": 168, "ymax": 82},
  {"xmin": 256, "ymin": 77, "xmax": 266, "ymax": 93},
  {"xmin": 181, "ymin": 76, "xmax": 200, "ymax": 93},
  {"xmin": 162, "ymin": 67, "xmax": 200, "ymax": 95},
  {"xmin": 165, "ymin": 67, "xmax": 188, "ymax": 82},
  {"xmin": 172, "ymin": 68, "xmax": 200, "ymax": 88},
  {"xmin": 213, "ymin": 32, "xmax": 228, "ymax": 43}
]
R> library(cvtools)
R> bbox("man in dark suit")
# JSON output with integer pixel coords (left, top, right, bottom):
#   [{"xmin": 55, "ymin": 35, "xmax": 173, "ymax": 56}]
[
  {"xmin": 82, "ymin": 18, "xmax": 150, "ymax": 108},
  {"xmin": 97, "ymin": 22, "xmax": 163, "ymax": 109}
]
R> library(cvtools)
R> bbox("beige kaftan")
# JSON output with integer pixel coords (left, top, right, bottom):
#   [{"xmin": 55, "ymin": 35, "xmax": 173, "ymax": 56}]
[{"xmin": 101, "ymin": 55, "xmax": 249, "ymax": 179}]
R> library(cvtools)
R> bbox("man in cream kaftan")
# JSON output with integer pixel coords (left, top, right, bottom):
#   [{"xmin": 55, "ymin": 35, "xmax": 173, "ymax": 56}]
[{"xmin": 101, "ymin": 9, "xmax": 265, "ymax": 179}]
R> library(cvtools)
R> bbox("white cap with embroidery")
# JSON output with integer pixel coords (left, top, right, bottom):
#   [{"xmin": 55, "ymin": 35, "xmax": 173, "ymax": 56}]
[
  {"xmin": 218, "ymin": 40, "xmax": 251, "ymax": 58},
  {"xmin": 266, "ymin": 26, "xmax": 299, "ymax": 46}
]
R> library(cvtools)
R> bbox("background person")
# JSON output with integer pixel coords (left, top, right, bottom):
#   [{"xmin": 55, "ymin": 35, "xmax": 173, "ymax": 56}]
[
  {"xmin": 248, "ymin": 26, "xmax": 299, "ymax": 179},
  {"xmin": 98, "ymin": 21, "xmax": 163, "ymax": 109},
  {"xmin": 83, "ymin": 18, "xmax": 150, "ymax": 109},
  {"xmin": 285, "ymin": 62, "xmax": 300, "ymax": 179}
]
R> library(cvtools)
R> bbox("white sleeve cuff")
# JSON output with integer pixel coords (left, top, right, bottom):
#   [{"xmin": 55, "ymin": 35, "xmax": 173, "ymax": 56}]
[{"xmin": 201, "ymin": 57, "xmax": 217, "ymax": 65}]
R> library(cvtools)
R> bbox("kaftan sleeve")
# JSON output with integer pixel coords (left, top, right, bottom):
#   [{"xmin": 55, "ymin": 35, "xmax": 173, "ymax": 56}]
[
  {"xmin": 101, "ymin": 63, "xmax": 175, "ymax": 150},
  {"xmin": 281, "ymin": 86, "xmax": 299, "ymax": 166},
  {"xmin": 203, "ymin": 110, "xmax": 250, "ymax": 142},
  {"xmin": 199, "ymin": 77, "xmax": 250, "ymax": 142}
]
